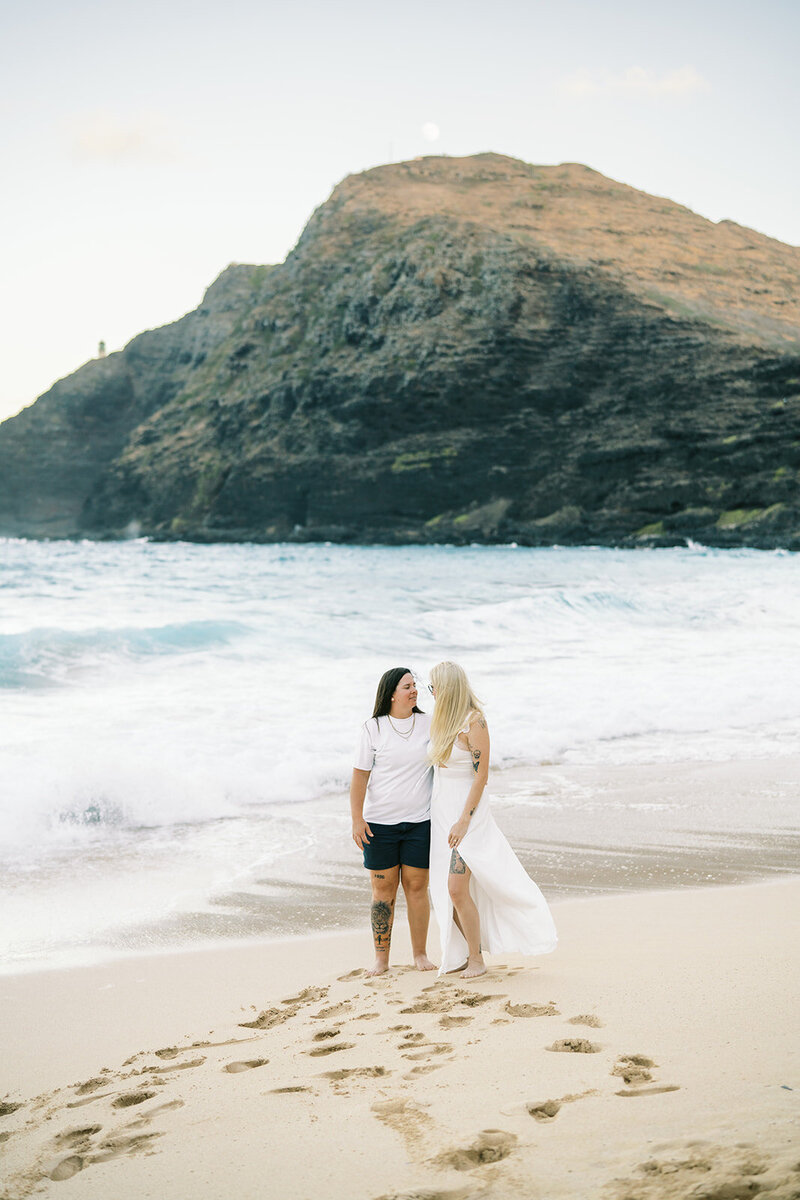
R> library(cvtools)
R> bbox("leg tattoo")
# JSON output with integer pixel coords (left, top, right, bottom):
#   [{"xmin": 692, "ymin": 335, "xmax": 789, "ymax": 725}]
[
  {"xmin": 449, "ymin": 849, "xmax": 466, "ymax": 875},
  {"xmin": 371, "ymin": 899, "xmax": 394, "ymax": 950}
]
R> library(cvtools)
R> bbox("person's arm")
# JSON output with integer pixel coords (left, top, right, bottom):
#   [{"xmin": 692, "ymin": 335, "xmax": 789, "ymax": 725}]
[
  {"xmin": 447, "ymin": 716, "xmax": 490, "ymax": 849},
  {"xmin": 350, "ymin": 768, "xmax": 373, "ymax": 849}
]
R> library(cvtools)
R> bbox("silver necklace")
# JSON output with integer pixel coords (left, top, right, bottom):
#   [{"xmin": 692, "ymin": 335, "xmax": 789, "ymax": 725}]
[{"xmin": 387, "ymin": 712, "xmax": 416, "ymax": 739}]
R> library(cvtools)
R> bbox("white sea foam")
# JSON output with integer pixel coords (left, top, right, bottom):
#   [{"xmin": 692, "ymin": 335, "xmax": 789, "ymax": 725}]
[{"xmin": 2, "ymin": 541, "xmax": 799, "ymax": 967}]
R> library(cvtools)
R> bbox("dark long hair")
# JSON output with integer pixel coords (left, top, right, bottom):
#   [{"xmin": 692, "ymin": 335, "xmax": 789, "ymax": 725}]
[{"xmin": 372, "ymin": 667, "xmax": 424, "ymax": 719}]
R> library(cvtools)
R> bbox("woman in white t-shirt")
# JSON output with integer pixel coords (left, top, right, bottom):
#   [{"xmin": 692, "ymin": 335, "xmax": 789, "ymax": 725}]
[{"xmin": 351, "ymin": 667, "xmax": 437, "ymax": 977}]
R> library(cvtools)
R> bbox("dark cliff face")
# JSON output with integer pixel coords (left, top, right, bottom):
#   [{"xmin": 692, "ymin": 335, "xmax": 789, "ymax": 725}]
[
  {"xmin": 2, "ymin": 153, "xmax": 799, "ymax": 548},
  {"xmin": 0, "ymin": 265, "xmax": 272, "ymax": 537}
]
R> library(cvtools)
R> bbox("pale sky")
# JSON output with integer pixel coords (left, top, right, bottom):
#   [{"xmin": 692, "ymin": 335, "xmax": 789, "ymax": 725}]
[{"xmin": 1, "ymin": 0, "xmax": 798, "ymax": 423}]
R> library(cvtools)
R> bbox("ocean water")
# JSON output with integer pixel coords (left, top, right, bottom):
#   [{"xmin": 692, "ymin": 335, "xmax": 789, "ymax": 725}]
[{"xmin": 1, "ymin": 539, "xmax": 798, "ymax": 972}]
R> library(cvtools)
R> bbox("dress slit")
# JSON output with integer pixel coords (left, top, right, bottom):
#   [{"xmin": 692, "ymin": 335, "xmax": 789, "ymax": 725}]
[{"xmin": 430, "ymin": 745, "xmax": 558, "ymax": 976}]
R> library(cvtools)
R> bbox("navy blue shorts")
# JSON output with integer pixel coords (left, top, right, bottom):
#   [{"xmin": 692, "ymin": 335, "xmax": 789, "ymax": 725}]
[{"xmin": 362, "ymin": 820, "xmax": 431, "ymax": 871}]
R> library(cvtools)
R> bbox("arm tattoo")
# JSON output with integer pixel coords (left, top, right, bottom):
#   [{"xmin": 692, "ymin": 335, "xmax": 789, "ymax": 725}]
[
  {"xmin": 469, "ymin": 806, "xmax": 476, "ymax": 816},
  {"xmin": 449, "ymin": 849, "xmax": 466, "ymax": 875},
  {"xmin": 477, "ymin": 717, "xmax": 487, "ymax": 729},
  {"xmin": 471, "ymin": 748, "xmax": 481, "ymax": 773},
  {"xmin": 371, "ymin": 899, "xmax": 394, "ymax": 949}
]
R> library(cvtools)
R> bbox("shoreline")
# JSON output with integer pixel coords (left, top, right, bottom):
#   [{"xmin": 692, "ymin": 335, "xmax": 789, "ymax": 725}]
[
  {"xmin": 3, "ymin": 533, "xmax": 799, "ymax": 551},
  {"xmin": 2, "ymin": 860, "xmax": 797, "ymax": 984},
  {"xmin": 3, "ymin": 752, "xmax": 799, "ymax": 979},
  {"xmin": 2, "ymin": 876, "xmax": 798, "ymax": 1198}
]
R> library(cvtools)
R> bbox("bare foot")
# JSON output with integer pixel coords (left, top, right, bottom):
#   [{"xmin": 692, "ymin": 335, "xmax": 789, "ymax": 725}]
[
  {"xmin": 414, "ymin": 954, "xmax": 437, "ymax": 972},
  {"xmin": 365, "ymin": 959, "xmax": 390, "ymax": 977},
  {"xmin": 461, "ymin": 959, "xmax": 487, "ymax": 979}
]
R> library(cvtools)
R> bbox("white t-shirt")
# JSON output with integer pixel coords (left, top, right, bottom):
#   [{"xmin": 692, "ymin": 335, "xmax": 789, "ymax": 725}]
[{"xmin": 353, "ymin": 712, "xmax": 433, "ymax": 824}]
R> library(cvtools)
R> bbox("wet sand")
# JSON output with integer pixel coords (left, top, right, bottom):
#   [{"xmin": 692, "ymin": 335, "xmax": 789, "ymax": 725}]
[
  {"xmin": 187, "ymin": 754, "xmax": 800, "ymax": 946},
  {"xmin": 6, "ymin": 756, "xmax": 796, "ymax": 978}
]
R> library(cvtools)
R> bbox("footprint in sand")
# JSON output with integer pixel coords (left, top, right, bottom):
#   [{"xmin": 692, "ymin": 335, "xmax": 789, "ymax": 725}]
[
  {"xmin": 48, "ymin": 1154, "xmax": 85, "ymax": 1181},
  {"xmin": 452, "ymin": 990, "xmax": 501, "ymax": 1009},
  {"xmin": 47, "ymin": 1128, "xmax": 163, "ymax": 1180},
  {"xmin": 91, "ymin": 1130, "xmax": 164, "ymax": 1162},
  {"xmin": 124, "ymin": 1102, "xmax": 181, "ymax": 1132},
  {"xmin": 527, "ymin": 1099, "xmax": 561, "ymax": 1121},
  {"xmin": 143, "ymin": 1099, "xmax": 185, "ymax": 1117},
  {"xmin": 0, "ymin": 1100, "xmax": 23, "ymax": 1116},
  {"xmin": 145, "ymin": 1056, "xmax": 206, "ymax": 1075},
  {"xmin": 337, "ymin": 969, "xmax": 365, "ymax": 981},
  {"xmin": 439, "ymin": 1015, "xmax": 473, "ymax": 1029},
  {"xmin": 312, "ymin": 1028, "xmax": 341, "ymax": 1042},
  {"xmin": 401, "ymin": 988, "xmax": 502, "ymax": 1015},
  {"xmin": 505, "ymin": 1001, "xmax": 559, "ymax": 1018},
  {"xmin": 399, "ymin": 1032, "xmax": 425, "ymax": 1044},
  {"xmin": 239, "ymin": 987, "xmax": 328, "ymax": 1031},
  {"xmin": 112, "ymin": 1091, "xmax": 157, "ymax": 1108},
  {"xmin": 405, "ymin": 1064, "xmax": 445, "ymax": 1077},
  {"xmin": 567, "ymin": 1014, "xmax": 604, "ymax": 1028},
  {"xmin": 307, "ymin": 1042, "xmax": 356, "ymax": 1057},
  {"xmin": 239, "ymin": 1006, "xmax": 297, "ymax": 1031},
  {"xmin": 402, "ymin": 1043, "xmax": 453, "ymax": 1061},
  {"xmin": 322, "ymin": 1067, "xmax": 389, "ymax": 1082},
  {"xmin": 73, "ymin": 1078, "xmax": 106, "ymax": 1096},
  {"xmin": 610, "ymin": 1053, "xmax": 679, "ymax": 1096},
  {"xmin": 612, "ymin": 1054, "xmax": 655, "ymax": 1085},
  {"xmin": 282, "ymin": 986, "xmax": 329, "ymax": 1006},
  {"xmin": 223, "ymin": 1059, "xmax": 268, "ymax": 1073},
  {"xmin": 546, "ymin": 1038, "xmax": 601, "ymax": 1054},
  {"xmin": 524, "ymin": 1089, "xmax": 598, "ymax": 1122},
  {"xmin": 372, "ymin": 1098, "xmax": 432, "ymax": 1150},
  {"xmin": 53, "ymin": 1125, "xmax": 102, "ymax": 1149},
  {"xmin": 311, "ymin": 1001, "xmax": 353, "ymax": 1020},
  {"xmin": 434, "ymin": 1129, "xmax": 517, "ymax": 1171},
  {"xmin": 616, "ymin": 1084, "xmax": 681, "ymax": 1097},
  {"xmin": 609, "ymin": 1141, "xmax": 771, "ymax": 1198},
  {"xmin": 67, "ymin": 1091, "xmax": 115, "ymax": 1109}
]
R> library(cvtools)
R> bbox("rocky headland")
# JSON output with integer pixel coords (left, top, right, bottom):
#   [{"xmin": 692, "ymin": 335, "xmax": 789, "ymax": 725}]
[{"xmin": 1, "ymin": 153, "xmax": 799, "ymax": 547}]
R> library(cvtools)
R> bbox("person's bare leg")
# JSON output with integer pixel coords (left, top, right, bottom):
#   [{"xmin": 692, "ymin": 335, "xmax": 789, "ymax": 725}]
[
  {"xmin": 400, "ymin": 864, "xmax": 436, "ymax": 971},
  {"xmin": 445, "ymin": 908, "xmax": 468, "ymax": 972},
  {"xmin": 367, "ymin": 866, "xmax": 400, "ymax": 976},
  {"xmin": 447, "ymin": 850, "xmax": 486, "ymax": 978}
]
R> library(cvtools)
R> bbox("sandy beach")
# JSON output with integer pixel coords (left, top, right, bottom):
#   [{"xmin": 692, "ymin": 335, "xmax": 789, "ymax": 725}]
[{"xmin": 2, "ymin": 873, "xmax": 798, "ymax": 1200}]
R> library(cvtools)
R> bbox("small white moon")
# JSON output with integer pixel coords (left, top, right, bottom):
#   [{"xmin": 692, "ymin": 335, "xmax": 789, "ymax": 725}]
[{"xmin": 421, "ymin": 122, "xmax": 440, "ymax": 142}]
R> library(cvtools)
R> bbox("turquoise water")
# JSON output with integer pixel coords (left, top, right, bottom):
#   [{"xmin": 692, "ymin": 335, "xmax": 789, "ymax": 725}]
[{"xmin": 1, "ymin": 539, "xmax": 798, "ymax": 969}]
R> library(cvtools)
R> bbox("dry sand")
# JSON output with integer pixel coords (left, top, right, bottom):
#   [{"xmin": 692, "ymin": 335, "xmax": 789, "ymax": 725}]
[{"xmin": 2, "ymin": 876, "xmax": 799, "ymax": 1200}]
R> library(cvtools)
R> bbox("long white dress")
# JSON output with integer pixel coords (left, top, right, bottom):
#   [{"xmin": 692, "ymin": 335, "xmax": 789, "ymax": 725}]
[{"xmin": 429, "ymin": 733, "xmax": 558, "ymax": 976}]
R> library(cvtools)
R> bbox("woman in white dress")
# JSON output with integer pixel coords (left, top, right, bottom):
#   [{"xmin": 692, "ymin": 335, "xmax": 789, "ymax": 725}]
[{"xmin": 428, "ymin": 661, "xmax": 558, "ymax": 979}]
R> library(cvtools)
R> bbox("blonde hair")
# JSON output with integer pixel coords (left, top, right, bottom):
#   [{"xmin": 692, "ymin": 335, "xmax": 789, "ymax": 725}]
[{"xmin": 428, "ymin": 661, "xmax": 485, "ymax": 767}]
